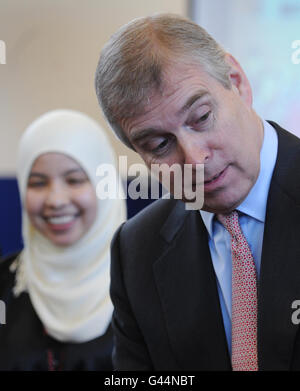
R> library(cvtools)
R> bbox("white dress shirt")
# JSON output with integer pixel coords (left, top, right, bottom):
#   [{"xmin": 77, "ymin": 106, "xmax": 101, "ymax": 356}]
[{"xmin": 200, "ymin": 120, "xmax": 278, "ymax": 354}]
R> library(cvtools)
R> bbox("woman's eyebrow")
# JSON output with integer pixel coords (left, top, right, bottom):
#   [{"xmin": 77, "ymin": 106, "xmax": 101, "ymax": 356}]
[
  {"xmin": 28, "ymin": 173, "xmax": 47, "ymax": 178},
  {"xmin": 64, "ymin": 168, "xmax": 85, "ymax": 176},
  {"xmin": 29, "ymin": 169, "xmax": 85, "ymax": 177}
]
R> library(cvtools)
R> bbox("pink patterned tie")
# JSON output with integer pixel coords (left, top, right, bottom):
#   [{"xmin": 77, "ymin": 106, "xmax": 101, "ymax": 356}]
[{"xmin": 217, "ymin": 211, "xmax": 258, "ymax": 371}]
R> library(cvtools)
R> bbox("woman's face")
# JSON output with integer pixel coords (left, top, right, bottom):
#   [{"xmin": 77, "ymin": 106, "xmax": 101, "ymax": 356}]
[{"xmin": 25, "ymin": 152, "xmax": 98, "ymax": 246}]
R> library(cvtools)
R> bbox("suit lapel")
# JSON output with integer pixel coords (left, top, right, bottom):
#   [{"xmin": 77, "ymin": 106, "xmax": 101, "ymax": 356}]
[
  {"xmin": 259, "ymin": 123, "xmax": 300, "ymax": 370},
  {"xmin": 150, "ymin": 123, "xmax": 300, "ymax": 371},
  {"xmin": 153, "ymin": 201, "xmax": 231, "ymax": 370}
]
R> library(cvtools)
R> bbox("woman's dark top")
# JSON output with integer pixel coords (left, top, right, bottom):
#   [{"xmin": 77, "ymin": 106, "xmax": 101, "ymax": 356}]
[{"xmin": 0, "ymin": 253, "xmax": 114, "ymax": 371}]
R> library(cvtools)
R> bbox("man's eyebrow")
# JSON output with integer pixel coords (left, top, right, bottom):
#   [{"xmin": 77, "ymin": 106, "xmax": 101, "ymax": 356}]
[
  {"xmin": 178, "ymin": 90, "xmax": 209, "ymax": 115},
  {"xmin": 130, "ymin": 128, "xmax": 161, "ymax": 144},
  {"xmin": 130, "ymin": 90, "xmax": 209, "ymax": 144}
]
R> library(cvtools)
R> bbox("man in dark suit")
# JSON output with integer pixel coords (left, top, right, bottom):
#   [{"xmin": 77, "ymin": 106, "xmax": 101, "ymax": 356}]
[{"xmin": 95, "ymin": 14, "xmax": 300, "ymax": 370}]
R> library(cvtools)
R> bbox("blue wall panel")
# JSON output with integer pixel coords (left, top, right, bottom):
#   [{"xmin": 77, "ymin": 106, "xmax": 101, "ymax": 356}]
[
  {"xmin": 0, "ymin": 178, "xmax": 23, "ymax": 257},
  {"xmin": 0, "ymin": 178, "xmax": 157, "ymax": 257}
]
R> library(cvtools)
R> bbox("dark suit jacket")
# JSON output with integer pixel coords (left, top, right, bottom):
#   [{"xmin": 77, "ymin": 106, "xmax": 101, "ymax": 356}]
[{"xmin": 110, "ymin": 122, "xmax": 300, "ymax": 370}]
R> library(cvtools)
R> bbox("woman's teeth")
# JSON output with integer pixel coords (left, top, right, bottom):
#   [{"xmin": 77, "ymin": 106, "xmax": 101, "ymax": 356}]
[{"xmin": 47, "ymin": 215, "xmax": 75, "ymax": 224}]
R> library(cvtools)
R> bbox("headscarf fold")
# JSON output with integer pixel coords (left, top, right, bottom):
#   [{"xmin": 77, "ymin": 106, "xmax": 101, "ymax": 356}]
[{"xmin": 14, "ymin": 109, "xmax": 126, "ymax": 343}]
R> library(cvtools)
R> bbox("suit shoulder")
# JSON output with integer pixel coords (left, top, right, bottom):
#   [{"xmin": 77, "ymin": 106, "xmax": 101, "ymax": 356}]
[
  {"xmin": 113, "ymin": 197, "xmax": 180, "ymax": 263},
  {"xmin": 122, "ymin": 197, "xmax": 178, "ymax": 237},
  {"xmin": 270, "ymin": 122, "xmax": 300, "ymax": 202}
]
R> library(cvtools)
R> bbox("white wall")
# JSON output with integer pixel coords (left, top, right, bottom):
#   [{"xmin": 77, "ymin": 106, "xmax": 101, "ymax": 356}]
[
  {"xmin": 190, "ymin": 0, "xmax": 300, "ymax": 137},
  {"xmin": 0, "ymin": 0, "xmax": 186, "ymax": 176}
]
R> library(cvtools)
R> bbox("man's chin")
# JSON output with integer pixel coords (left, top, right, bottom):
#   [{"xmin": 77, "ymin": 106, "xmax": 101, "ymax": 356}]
[
  {"xmin": 200, "ymin": 197, "xmax": 244, "ymax": 214},
  {"xmin": 174, "ymin": 193, "xmax": 204, "ymax": 210}
]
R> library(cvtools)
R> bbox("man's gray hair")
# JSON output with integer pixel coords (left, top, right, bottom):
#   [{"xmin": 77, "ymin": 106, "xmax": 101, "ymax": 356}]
[{"xmin": 95, "ymin": 13, "xmax": 231, "ymax": 149}]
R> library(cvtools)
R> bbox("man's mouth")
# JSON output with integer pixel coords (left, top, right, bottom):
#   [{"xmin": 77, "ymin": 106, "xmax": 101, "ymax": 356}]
[{"xmin": 204, "ymin": 168, "xmax": 226, "ymax": 184}]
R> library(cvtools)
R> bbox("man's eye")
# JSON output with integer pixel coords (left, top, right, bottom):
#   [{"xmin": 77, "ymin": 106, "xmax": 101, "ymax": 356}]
[
  {"xmin": 195, "ymin": 111, "xmax": 211, "ymax": 124},
  {"xmin": 152, "ymin": 139, "xmax": 169, "ymax": 154}
]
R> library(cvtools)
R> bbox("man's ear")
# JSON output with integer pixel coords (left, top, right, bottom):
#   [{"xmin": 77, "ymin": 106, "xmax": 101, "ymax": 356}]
[{"xmin": 225, "ymin": 53, "xmax": 253, "ymax": 106}]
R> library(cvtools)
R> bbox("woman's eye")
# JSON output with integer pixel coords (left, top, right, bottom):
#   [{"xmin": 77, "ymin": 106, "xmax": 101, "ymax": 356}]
[
  {"xmin": 27, "ymin": 181, "xmax": 46, "ymax": 188},
  {"xmin": 67, "ymin": 177, "xmax": 87, "ymax": 185}
]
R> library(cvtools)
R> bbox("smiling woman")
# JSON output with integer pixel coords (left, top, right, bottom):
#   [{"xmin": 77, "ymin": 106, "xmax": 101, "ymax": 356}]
[
  {"xmin": 26, "ymin": 153, "xmax": 98, "ymax": 247},
  {"xmin": 0, "ymin": 110, "xmax": 126, "ymax": 370}
]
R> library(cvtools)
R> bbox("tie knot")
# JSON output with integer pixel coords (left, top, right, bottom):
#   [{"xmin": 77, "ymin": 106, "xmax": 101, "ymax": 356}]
[{"xmin": 217, "ymin": 210, "xmax": 241, "ymax": 239}]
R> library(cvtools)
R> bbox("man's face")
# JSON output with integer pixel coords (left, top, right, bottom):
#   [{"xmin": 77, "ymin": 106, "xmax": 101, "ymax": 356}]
[{"xmin": 122, "ymin": 58, "xmax": 264, "ymax": 214}]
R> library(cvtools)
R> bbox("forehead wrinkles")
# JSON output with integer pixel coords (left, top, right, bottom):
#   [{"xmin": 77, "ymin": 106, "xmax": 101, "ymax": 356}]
[
  {"xmin": 126, "ymin": 95, "xmax": 179, "ymax": 137},
  {"xmin": 123, "ymin": 65, "xmax": 214, "ymax": 135},
  {"xmin": 121, "ymin": 90, "xmax": 170, "ymax": 134},
  {"xmin": 141, "ymin": 72, "xmax": 201, "ymax": 118}
]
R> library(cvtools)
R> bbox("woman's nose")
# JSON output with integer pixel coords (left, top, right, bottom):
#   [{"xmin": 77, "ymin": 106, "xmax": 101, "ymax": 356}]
[{"xmin": 44, "ymin": 184, "xmax": 69, "ymax": 209}]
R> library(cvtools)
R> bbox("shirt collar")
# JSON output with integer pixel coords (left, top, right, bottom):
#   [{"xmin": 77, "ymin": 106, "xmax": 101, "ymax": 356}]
[{"xmin": 200, "ymin": 119, "xmax": 278, "ymax": 238}]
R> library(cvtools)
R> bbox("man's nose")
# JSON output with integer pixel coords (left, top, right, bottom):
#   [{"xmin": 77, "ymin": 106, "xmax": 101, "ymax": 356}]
[
  {"xmin": 44, "ymin": 184, "xmax": 69, "ymax": 209},
  {"xmin": 178, "ymin": 131, "xmax": 211, "ymax": 166}
]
